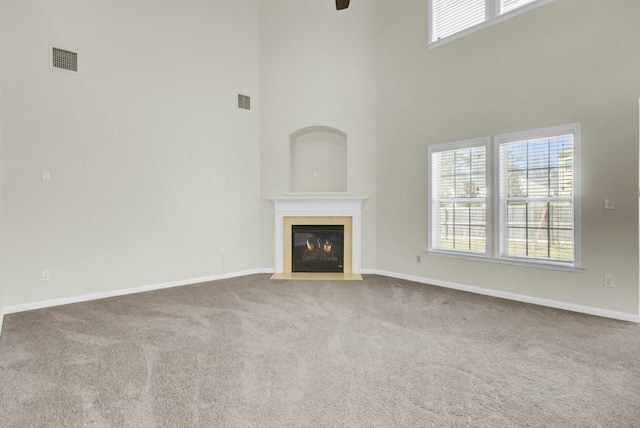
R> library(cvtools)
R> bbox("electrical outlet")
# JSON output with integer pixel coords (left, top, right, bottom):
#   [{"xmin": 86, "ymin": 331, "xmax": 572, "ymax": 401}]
[
  {"xmin": 41, "ymin": 171, "xmax": 51, "ymax": 181},
  {"xmin": 41, "ymin": 270, "xmax": 51, "ymax": 281},
  {"xmin": 251, "ymin": 248, "xmax": 257, "ymax": 257},
  {"xmin": 604, "ymin": 199, "xmax": 614, "ymax": 210},
  {"xmin": 416, "ymin": 255, "xmax": 421, "ymax": 263},
  {"xmin": 604, "ymin": 276, "xmax": 614, "ymax": 287}
]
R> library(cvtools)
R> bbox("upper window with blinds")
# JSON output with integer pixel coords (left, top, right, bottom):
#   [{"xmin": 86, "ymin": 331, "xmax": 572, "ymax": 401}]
[{"xmin": 429, "ymin": 0, "xmax": 555, "ymax": 47}]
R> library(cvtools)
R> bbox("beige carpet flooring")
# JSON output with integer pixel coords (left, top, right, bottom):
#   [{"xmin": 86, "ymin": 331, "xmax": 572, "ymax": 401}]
[{"xmin": 0, "ymin": 274, "xmax": 639, "ymax": 427}]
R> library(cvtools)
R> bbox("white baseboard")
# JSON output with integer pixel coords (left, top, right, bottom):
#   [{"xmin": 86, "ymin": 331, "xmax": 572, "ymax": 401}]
[
  {"xmin": 1, "ymin": 268, "xmax": 637, "ymax": 334},
  {"xmin": 2, "ymin": 268, "xmax": 274, "ymax": 316},
  {"xmin": 365, "ymin": 269, "xmax": 640, "ymax": 323}
]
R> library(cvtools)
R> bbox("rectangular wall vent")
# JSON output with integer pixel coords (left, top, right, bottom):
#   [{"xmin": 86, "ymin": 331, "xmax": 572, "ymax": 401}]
[
  {"xmin": 52, "ymin": 47, "xmax": 78, "ymax": 72},
  {"xmin": 238, "ymin": 94, "xmax": 251, "ymax": 111}
]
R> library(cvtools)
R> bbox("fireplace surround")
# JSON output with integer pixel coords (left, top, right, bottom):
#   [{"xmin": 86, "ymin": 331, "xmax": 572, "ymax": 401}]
[{"xmin": 270, "ymin": 196, "xmax": 366, "ymax": 278}]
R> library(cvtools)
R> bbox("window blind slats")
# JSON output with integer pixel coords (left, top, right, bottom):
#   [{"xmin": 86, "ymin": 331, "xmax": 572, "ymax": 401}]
[
  {"xmin": 431, "ymin": 0, "xmax": 547, "ymax": 43},
  {"xmin": 430, "ymin": 124, "xmax": 578, "ymax": 268},
  {"xmin": 499, "ymin": 134, "xmax": 574, "ymax": 263},
  {"xmin": 431, "ymin": 145, "xmax": 487, "ymax": 253},
  {"xmin": 433, "ymin": 0, "xmax": 485, "ymax": 40},
  {"xmin": 501, "ymin": 0, "xmax": 537, "ymax": 14}
]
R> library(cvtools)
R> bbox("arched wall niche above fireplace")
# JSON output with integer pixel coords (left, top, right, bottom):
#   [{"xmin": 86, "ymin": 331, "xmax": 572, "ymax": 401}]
[{"xmin": 289, "ymin": 126, "xmax": 347, "ymax": 193}]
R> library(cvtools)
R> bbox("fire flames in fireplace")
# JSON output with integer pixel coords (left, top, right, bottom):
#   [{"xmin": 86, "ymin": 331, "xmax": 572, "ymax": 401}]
[{"xmin": 292, "ymin": 225, "xmax": 344, "ymax": 272}]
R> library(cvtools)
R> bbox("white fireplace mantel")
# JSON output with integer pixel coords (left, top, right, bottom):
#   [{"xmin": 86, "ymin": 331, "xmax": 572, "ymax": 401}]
[{"xmin": 270, "ymin": 196, "xmax": 367, "ymax": 274}]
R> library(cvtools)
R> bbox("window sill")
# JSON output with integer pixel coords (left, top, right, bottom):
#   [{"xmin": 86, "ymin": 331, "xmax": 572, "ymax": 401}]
[{"xmin": 426, "ymin": 250, "xmax": 584, "ymax": 272}]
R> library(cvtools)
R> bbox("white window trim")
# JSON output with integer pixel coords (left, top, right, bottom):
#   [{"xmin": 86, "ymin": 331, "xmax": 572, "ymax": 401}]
[
  {"xmin": 428, "ymin": 0, "xmax": 556, "ymax": 49},
  {"xmin": 427, "ymin": 123, "xmax": 582, "ymax": 271},
  {"xmin": 494, "ymin": 123, "xmax": 581, "ymax": 268},
  {"xmin": 427, "ymin": 137, "xmax": 491, "ymax": 256},
  {"xmin": 425, "ymin": 249, "xmax": 584, "ymax": 272}
]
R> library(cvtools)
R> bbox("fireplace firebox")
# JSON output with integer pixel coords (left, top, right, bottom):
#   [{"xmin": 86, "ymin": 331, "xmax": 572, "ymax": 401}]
[{"xmin": 291, "ymin": 225, "xmax": 344, "ymax": 273}]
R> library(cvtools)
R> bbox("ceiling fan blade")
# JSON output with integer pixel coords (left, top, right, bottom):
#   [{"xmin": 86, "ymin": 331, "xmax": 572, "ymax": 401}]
[{"xmin": 336, "ymin": 0, "xmax": 350, "ymax": 10}]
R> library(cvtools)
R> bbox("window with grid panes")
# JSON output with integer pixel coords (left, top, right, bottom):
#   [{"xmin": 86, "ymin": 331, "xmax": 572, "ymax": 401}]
[
  {"xmin": 429, "ymin": 0, "xmax": 553, "ymax": 45},
  {"xmin": 496, "ymin": 124, "xmax": 579, "ymax": 265},
  {"xmin": 428, "ymin": 124, "xmax": 580, "ymax": 269},
  {"xmin": 429, "ymin": 139, "xmax": 488, "ymax": 254}
]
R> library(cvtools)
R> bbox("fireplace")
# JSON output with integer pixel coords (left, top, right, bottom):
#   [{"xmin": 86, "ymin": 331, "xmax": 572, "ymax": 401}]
[
  {"xmin": 270, "ymin": 196, "xmax": 367, "ymax": 278},
  {"xmin": 292, "ymin": 225, "xmax": 344, "ymax": 272}
]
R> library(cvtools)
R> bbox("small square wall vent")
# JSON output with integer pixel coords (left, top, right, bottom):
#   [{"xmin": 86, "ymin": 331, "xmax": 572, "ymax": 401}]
[
  {"xmin": 238, "ymin": 94, "xmax": 251, "ymax": 111},
  {"xmin": 52, "ymin": 47, "xmax": 78, "ymax": 72}
]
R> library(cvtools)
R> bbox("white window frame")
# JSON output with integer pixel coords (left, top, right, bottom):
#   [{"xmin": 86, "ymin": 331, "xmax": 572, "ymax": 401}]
[
  {"xmin": 428, "ymin": 0, "xmax": 556, "ymax": 49},
  {"xmin": 494, "ymin": 123, "xmax": 581, "ymax": 268},
  {"xmin": 428, "ymin": 137, "xmax": 491, "ymax": 256},
  {"xmin": 427, "ymin": 123, "xmax": 581, "ymax": 271}
]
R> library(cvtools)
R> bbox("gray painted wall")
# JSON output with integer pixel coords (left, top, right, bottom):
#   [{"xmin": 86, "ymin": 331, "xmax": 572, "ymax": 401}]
[
  {"xmin": 259, "ymin": 0, "xmax": 378, "ymax": 270},
  {"xmin": 0, "ymin": 0, "xmax": 4, "ymax": 315},
  {"xmin": 1, "ymin": 0, "xmax": 261, "ymax": 306},
  {"xmin": 375, "ymin": 0, "xmax": 640, "ymax": 314},
  {"xmin": 1, "ymin": 0, "xmax": 638, "ymax": 317}
]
